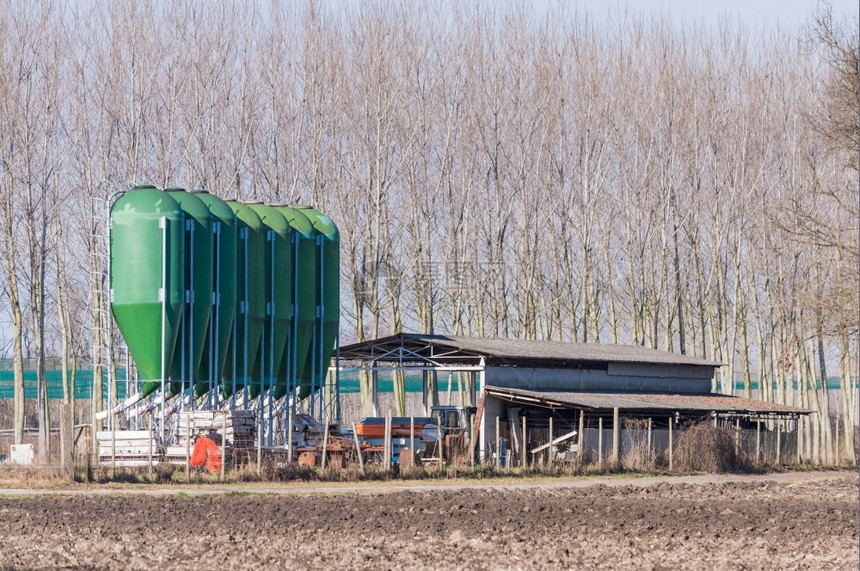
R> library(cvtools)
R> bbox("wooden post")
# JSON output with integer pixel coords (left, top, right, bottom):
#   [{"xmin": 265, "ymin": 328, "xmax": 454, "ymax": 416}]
[
  {"xmin": 647, "ymin": 417, "xmax": 652, "ymax": 461},
  {"xmin": 547, "ymin": 416, "xmax": 553, "ymax": 468},
  {"xmin": 578, "ymin": 410, "xmax": 585, "ymax": 463},
  {"xmin": 438, "ymin": 411, "xmax": 444, "ymax": 472},
  {"xmin": 439, "ymin": 429, "xmax": 444, "ymax": 472},
  {"xmin": 598, "ymin": 417, "xmax": 603, "ymax": 469},
  {"xmin": 409, "ymin": 416, "xmax": 415, "ymax": 469},
  {"xmin": 352, "ymin": 423, "xmax": 365, "ymax": 473},
  {"xmin": 384, "ymin": 413, "xmax": 391, "ymax": 470},
  {"xmin": 321, "ymin": 419, "xmax": 330, "ymax": 470},
  {"xmin": 668, "ymin": 416, "xmax": 674, "ymax": 471},
  {"xmin": 734, "ymin": 417, "xmax": 740, "ymax": 459},
  {"xmin": 469, "ymin": 413, "xmax": 475, "ymax": 470},
  {"xmin": 185, "ymin": 415, "xmax": 191, "ymax": 478},
  {"xmin": 148, "ymin": 414, "xmax": 153, "ymax": 477},
  {"xmin": 495, "ymin": 416, "xmax": 500, "ymax": 467},
  {"xmin": 287, "ymin": 402, "xmax": 293, "ymax": 464},
  {"xmin": 521, "ymin": 415, "xmax": 527, "ymax": 468},
  {"xmin": 756, "ymin": 419, "xmax": 761, "ymax": 464},
  {"xmin": 256, "ymin": 412, "xmax": 262, "ymax": 475},
  {"xmin": 60, "ymin": 404, "xmax": 74, "ymax": 479},
  {"xmin": 776, "ymin": 420, "xmax": 782, "ymax": 465},
  {"xmin": 382, "ymin": 414, "xmax": 388, "ymax": 470},
  {"xmin": 221, "ymin": 411, "xmax": 227, "ymax": 478},
  {"xmin": 612, "ymin": 407, "xmax": 620, "ymax": 469},
  {"xmin": 111, "ymin": 416, "xmax": 116, "ymax": 478},
  {"xmin": 468, "ymin": 395, "xmax": 486, "ymax": 465},
  {"xmin": 797, "ymin": 418, "xmax": 802, "ymax": 464}
]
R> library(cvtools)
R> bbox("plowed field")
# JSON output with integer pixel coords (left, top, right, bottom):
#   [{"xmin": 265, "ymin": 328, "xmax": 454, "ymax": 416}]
[{"xmin": 0, "ymin": 473, "xmax": 856, "ymax": 569}]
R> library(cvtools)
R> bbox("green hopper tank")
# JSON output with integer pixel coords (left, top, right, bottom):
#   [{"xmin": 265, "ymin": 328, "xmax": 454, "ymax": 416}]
[
  {"xmin": 166, "ymin": 189, "xmax": 213, "ymax": 395},
  {"xmin": 224, "ymin": 201, "xmax": 265, "ymax": 398},
  {"xmin": 110, "ymin": 186, "xmax": 184, "ymax": 398},
  {"xmin": 275, "ymin": 206, "xmax": 317, "ymax": 400},
  {"xmin": 248, "ymin": 203, "xmax": 293, "ymax": 400},
  {"xmin": 190, "ymin": 191, "xmax": 238, "ymax": 399},
  {"xmin": 296, "ymin": 206, "xmax": 340, "ymax": 402}
]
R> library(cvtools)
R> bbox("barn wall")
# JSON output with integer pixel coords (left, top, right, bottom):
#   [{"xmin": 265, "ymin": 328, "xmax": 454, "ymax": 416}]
[{"xmin": 484, "ymin": 365, "xmax": 713, "ymax": 394}]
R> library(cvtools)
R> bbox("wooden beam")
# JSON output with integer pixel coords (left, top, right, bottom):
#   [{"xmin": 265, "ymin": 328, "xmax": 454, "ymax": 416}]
[
  {"xmin": 547, "ymin": 416, "xmax": 553, "ymax": 467},
  {"xmin": 598, "ymin": 417, "xmax": 603, "ymax": 469},
  {"xmin": 468, "ymin": 394, "xmax": 486, "ymax": 463},
  {"xmin": 668, "ymin": 415, "xmax": 674, "ymax": 471},
  {"xmin": 352, "ymin": 423, "xmax": 364, "ymax": 474},
  {"xmin": 530, "ymin": 429, "xmax": 578, "ymax": 454},
  {"xmin": 612, "ymin": 407, "xmax": 620, "ymax": 468}
]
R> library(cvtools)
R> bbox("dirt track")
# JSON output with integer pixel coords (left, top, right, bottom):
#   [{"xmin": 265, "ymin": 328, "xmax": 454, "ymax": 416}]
[{"xmin": 0, "ymin": 471, "xmax": 856, "ymax": 570}]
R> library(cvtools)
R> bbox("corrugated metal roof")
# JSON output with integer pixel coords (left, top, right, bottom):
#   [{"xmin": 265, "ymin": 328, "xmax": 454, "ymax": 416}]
[
  {"xmin": 339, "ymin": 333, "xmax": 720, "ymax": 368},
  {"xmin": 483, "ymin": 385, "xmax": 807, "ymax": 415}
]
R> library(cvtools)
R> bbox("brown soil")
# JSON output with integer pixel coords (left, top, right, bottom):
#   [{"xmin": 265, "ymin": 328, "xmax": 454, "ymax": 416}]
[{"xmin": 0, "ymin": 473, "xmax": 856, "ymax": 570}]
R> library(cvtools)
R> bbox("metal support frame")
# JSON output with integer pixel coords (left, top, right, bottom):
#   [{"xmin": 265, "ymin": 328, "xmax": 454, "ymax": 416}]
[
  {"xmin": 266, "ymin": 229, "xmax": 275, "ymax": 446},
  {"xmin": 477, "ymin": 359, "xmax": 486, "ymax": 462},
  {"xmin": 242, "ymin": 227, "xmax": 249, "ymax": 410},
  {"xmin": 259, "ymin": 229, "xmax": 274, "ymax": 449},
  {"xmin": 287, "ymin": 232, "xmax": 299, "ymax": 461},
  {"xmin": 209, "ymin": 221, "xmax": 220, "ymax": 409},
  {"xmin": 159, "ymin": 215, "xmax": 168, "ymax": 440},
  {"xmin": 184, "ymin": 217, "xmax": 194, "ymax": 414},
  {"xmin": 339, "ymin": 345, "xmax": 487, "ymax": 462}
]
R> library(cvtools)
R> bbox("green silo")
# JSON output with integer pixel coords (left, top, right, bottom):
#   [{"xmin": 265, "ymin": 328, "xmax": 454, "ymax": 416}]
[
  {"xmin": 296, "ymin": 206, "xmax": 340, "ymax": 399},
  {"xmin": 247, "ymin": 202, "xmax": 293, "ymax": 400},
  {"xmin": 275, "ymin": 206, "xmax": 317, "ymax": 400},
  {"xmin": 165, "ymin": 189, "xmax": 213, "ymax": 396},
  {"xmin": 224, "ymin": 201, "xmax": 265, "ymax": 399},
  {"xmin": 110, "ymin": 186, "xmax": 184, "ymax": 398},
  {"xmin": 190, "ymin": 191, "xmax": 238, "ymax": 399}
]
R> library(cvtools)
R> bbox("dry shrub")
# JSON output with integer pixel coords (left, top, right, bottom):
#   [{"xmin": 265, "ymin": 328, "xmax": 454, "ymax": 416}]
[
  {"xmin": 0, "ymin": 464, "xmax": 71, "ymax": 487},
  {"xmin": 621, "ymin": 418, "xmax": 655, "ymax": 471},
  {"xmin": 673, "ymin": 422, "xmax": 739, "ymax": 473}
]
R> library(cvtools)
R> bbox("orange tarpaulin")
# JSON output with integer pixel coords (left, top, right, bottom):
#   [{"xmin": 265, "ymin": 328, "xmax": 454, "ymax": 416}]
[{"xmin": 190, "ymin": 436, "xmax": 223, "ymax": 473}]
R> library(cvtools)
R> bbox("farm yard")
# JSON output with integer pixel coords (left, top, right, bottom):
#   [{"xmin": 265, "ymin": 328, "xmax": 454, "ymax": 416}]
[
  {"xmin": 0, "ymin": 471, "xmax": 855, "ymax": 569},
  {"xmin": 0, "ymin": 4, "xmax": 856, "ymax": 569},
  {"xmin": 0, "ymin": 0, "xmax": 857, "ymax": 475}
]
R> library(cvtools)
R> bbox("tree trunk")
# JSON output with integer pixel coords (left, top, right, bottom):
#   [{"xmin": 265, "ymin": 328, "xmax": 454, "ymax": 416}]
[
  {"xmin": 393, "ymin": 369, "xmax": 406, "ymax": 417},
  {"xmin": 816, "ymin": 333, "xmax": 834, "ymax": 465},
  {"xmin": 11, "ymin": 302, "xmax": 25, "ymax": 445},
  {"xmin": 839, "ymin": 335, "xmax": 856, "ymax": 465}
]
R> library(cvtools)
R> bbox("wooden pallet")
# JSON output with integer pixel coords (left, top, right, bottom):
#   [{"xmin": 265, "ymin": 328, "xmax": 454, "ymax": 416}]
[
  {"xmin": 164, "ymin": 411, "xmax": 256, "ymax": 464},
  {"xmin": 96, "ymin": 430, "xmax": 157, "ymax": 466},
  {"xmin": 174, "ymin": 410, "xmax": 255, "ymax": 447}
]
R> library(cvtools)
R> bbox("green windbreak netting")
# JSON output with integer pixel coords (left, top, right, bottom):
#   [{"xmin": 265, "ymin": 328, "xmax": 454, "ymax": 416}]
[{"xmin": 0, "ymin": 369, "xmax": 128, "ymax": 400}]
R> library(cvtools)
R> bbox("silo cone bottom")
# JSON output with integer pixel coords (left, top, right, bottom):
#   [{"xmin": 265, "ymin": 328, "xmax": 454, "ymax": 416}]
[
  {"xmin": 193, "ymin": 382, "xmax": 210, "ymax": 399},
  {"xmin": 221, "ymin": 383, "xmax": 245, "ymax": 400},
  {"xmin": 273, "ymin": 384, "xmax": 287, "ymax": 400}
]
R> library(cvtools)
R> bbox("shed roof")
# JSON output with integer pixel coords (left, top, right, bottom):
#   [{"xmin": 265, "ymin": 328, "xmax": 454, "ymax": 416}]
[
  {"xmin": 483, "ymin": 385, "xmax": 807, "ymax": 416},
  {"xmin": 339, "ymin": 332, "xmax": 720, "ymax": 369}
]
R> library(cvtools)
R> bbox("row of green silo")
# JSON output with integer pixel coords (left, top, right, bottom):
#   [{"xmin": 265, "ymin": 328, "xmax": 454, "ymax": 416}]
[{"xmin": 108, "ymin": 186, "xmax": 339, "ymax": 415}]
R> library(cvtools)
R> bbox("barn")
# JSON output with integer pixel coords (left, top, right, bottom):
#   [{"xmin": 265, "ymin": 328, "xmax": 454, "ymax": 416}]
[{"xmin": 339, "ymin": 333, "xmax": 806, "ymax": 466}]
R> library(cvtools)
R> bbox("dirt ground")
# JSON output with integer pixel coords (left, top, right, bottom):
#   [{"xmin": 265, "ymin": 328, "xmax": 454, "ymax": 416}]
[{"xmin": 0, "ymin": 472, "xmax": 856, "ymax": 570}]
